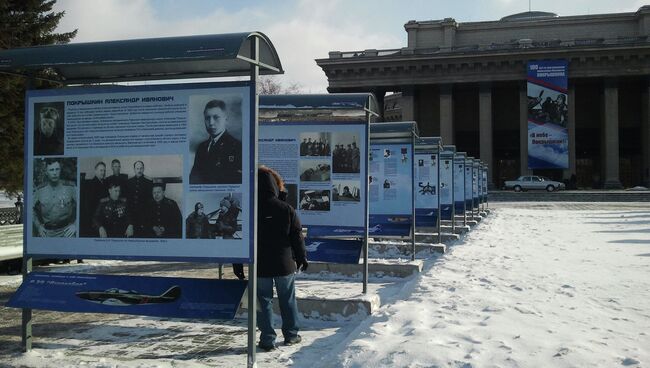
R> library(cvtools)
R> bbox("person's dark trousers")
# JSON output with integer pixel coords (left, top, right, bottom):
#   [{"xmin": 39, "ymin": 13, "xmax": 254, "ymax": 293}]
[{"xmin": 257, "ymin": 274, "xmax": 300, "ymax": 347}]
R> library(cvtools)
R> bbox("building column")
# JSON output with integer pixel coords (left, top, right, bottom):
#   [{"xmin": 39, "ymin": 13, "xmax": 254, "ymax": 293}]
[
  {"xmin": 401, "ymin": 87, "xmax": 416, "ymax": 122},
  {"xmin": 478, "ymin": 82, "xmax": 494, "ymax": 188},
  {"xmin": 564, "ymin": 83, "xmax": 577, "ymax": 181},
  {"xmin": 519, "ymin": 82, "xmax": 531, "ymax": 175},
  {"xmin": 642, "ymin": 78, "xmax": 650, "ymax": 187},
  {"xmin": 603, "ymin": 78, "xmax": 622, "ymax": 189},
  {"xmin": 439, "ymin": 84, "xmax": 454, "ymax": 144}
]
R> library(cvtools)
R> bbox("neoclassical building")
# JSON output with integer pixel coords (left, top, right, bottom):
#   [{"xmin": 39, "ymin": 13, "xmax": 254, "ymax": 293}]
[{"xmin": 317, "ymin": 7, "xmax": 650, "ymax": 189}]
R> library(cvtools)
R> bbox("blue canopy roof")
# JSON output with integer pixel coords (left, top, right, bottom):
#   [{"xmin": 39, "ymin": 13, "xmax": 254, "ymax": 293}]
[
  {"xmin": 370, "ymin": 121, "xmax": 419, "ymax": 140},
  {"xmin": 0, "ymin": 32, "xmax": 282, "ymax": 84},
  {"xmin": 259, "ymin": 93, "xmax": 378, "ymax": 122},
  {"xmin": 415, "ymin": 137, "xmax": 442, "ymax": 151}
]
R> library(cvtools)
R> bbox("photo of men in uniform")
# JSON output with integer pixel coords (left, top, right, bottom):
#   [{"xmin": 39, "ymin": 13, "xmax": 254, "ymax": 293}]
[
  {"xmin": 79, "ymin": 156, "xmax": 182, "ymax": 239},
  {"xmin": 189, "ymin": 97, "xmax": 243, "ymax": 184},
  {"xmin": 93, "ymin": 182, "xmax": 133, "ymax": 238},
  {"xmin": 146, "ymin": 182, "xmax": 182, "ymax": 238},
  {"xmin": 300, "ymin": 132, "xmax": 331, "ymax": 157},
  {"xmin": 32, "ymin": 158, "xmax": 77, "ymax": 237},
  {"xmin": 332, "ymin": 133, "xmax": 360, "ymax": 174},
  {"xmin": 185, "ymin": 192, "xmax": 243, "ymax": 239},
  {"xmin": 33, "ymin": 102, "xmax": 65, "ymax": 156}
]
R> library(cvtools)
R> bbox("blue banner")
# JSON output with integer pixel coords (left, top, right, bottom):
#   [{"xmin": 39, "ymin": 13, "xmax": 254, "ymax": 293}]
[
  {"xmin": 304, "ymin": 238, "xmax": 362, "ymax": 264},
  {"xmin": 369, "ymin": 143, "xmax": 413, "ymax": 236},
  {"xmin": 527, "ymin": 60, "xmax": 569, "ymax": 169},
  {"xmin": 7, "ymin": 272, "xmax": 246, "ymax": 319}
]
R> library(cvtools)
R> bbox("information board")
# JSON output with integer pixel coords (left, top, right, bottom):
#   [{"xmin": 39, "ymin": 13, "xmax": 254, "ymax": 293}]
[
  {"xmin": 369, "ymin": 143, "xmax": 413, "ymax": 236},
  {"xmin": 453, "ymin": 154, "xmax": 466, "ymax": 216},
  {"xmin": 259, "ymin": 122, "xmax": 367, "ymax": 236},
  {"xmin": 25, "ymin": 82, "xmax": 253, "ymax": 262},
  {"xmin": 472, "ymin": 160, "xmax": 480, "ymax": 209},
  {"xmin": 482, "ymin": 166, "xmax": 488, "ymax": 204},
  {"xmin": 464, "ymin": 158, "xmax": 473, "ymax": 212},
  {"xmin": 414, "ymin": 152, "xmax": 439, "ymax": 227},
  {"xmin": 439, "ymin": 148, "xmax": 454, "ymax": 221}
]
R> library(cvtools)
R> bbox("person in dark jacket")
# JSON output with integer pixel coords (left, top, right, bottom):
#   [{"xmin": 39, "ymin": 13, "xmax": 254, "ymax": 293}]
[
  {"xmin": 186, "ymin": 202, "xmax": 210, "ymax": 239},
  {"xmin": 255, "ymin": 166, "xmax": 308, "ymax": 351}
]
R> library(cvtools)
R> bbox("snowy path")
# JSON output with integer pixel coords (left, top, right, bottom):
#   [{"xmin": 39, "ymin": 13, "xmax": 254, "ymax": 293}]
[{"xmin": 320, "ymin": 207, "xmax": 650, "ymax": 367}]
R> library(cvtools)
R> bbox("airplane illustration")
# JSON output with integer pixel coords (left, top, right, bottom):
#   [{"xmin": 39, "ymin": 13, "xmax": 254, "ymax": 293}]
[
  {"xmin": 306, "ymin": 241, "xmax": 324, "ymax": 252},
  {"xmin": 76, "ymin": 285, "xmax": 181, "ymax": 306}
]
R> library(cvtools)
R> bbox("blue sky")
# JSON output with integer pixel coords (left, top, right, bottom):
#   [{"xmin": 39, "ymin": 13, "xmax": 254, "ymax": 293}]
[{"xmin": 54, "ymin": 0, "xmax": 647, "ymax": 92}]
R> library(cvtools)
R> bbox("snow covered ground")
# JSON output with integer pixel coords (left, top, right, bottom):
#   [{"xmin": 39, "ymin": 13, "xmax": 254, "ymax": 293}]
[{"xmin": 1, "ymin": 202, "xmax": 649, "ymax": 367}]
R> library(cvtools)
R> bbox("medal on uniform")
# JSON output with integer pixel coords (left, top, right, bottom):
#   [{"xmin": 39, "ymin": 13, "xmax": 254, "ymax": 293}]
[{"xmin": 229, "ymin": 155, "xmax": 234, "ymax": 162}]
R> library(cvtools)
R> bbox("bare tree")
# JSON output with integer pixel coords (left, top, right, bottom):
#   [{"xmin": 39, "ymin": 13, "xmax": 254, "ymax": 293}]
[{"xmin": 258, "ymin": 76, "xmax": 302, "ymax": 95}]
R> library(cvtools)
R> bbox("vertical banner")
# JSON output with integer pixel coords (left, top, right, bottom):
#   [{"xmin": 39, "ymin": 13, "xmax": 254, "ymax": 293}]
[
  {"xmin": 369, "ymin": 143, "xmax": 413, "ymax": 236},
  {"xmin": 527, "ymin": 60, "xmax": 569, "ymax": 169},
  {"xmin": 439, "ymin": 148, "xmax": 454, "ymax": 221},
  {"xmin": 453, "ymin": 153, "xmax": 466, "ymax": 216},
  {"xmin": 25, "ymin": 82, "xmax": 254, "ymax": 262},
  {"xmin": 414, "ymin": 150, "xmax": 439, "ymax": 228}
]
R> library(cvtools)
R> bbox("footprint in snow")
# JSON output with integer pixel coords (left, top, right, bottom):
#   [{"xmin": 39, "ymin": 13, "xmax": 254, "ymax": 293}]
[
  {"xmin": 554, "ymin": 347, "xmax": 570, "ymax": 357},
  {"xmin": 622, "ymin": 357, "xmax": 640, "ymax": 366}
]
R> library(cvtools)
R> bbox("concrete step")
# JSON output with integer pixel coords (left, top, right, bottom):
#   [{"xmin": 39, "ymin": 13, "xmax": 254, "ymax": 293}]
[
  {"xmin": 369, "ymin": 240, "xmax": 446, "ymax": 254},
  {"xmin": 414, "ymin": 232, "xmax": 459, "ymax": 244},
  {"xmin": 238, "ymin": 279, "xmax": 384, "ymax": 319},
  {"xmin": 304, "ymin": 260, "xmax": 423, "ymax": 278}
]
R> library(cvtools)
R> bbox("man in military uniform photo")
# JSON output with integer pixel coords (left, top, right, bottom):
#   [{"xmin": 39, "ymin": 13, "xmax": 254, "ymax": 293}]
[
  {"xmin": 185, "ymin": 202, "xmax": 210, "ymax": 239},
  {"xmin": 146, "ymin": 182, "xmax": 182, "ymax": 238},
  {"xmin": 126, "ymin": 161, "xmax": 153, "ymax": 237},
  {"xmin": 34, "ymin": 102, "xmax": 64, "ymax": 156},
  {"xmin": 33, "ymin": 158, "xmax": 76, "ymax": 237},
  {"xmin": 106, "ymin": 159, "xmax": 128, "ymax": 197},
  {"xmin": 189, "ymin": 99, "xmax": 242, "ymax": 184},
  {"xmin": 92, "ymin": 182, "xmax": 133, "ymax": 238}
]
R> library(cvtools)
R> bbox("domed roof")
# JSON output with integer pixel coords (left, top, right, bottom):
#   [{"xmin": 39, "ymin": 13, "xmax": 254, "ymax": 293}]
[{"xmin": 500, "ymin": 11, "xmax": 559, "ymax": 21}]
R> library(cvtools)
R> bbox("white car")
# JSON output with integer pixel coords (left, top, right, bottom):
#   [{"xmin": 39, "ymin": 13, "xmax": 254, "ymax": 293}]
[{"xmin": 504, "ymin": 176, "xmax": 566, "ymax": 192}]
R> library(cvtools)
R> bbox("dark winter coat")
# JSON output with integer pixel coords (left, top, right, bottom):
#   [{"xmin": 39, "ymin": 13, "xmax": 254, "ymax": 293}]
[{"xmin": 257, "ymin": 169, "xmax": 306, "ymax": 277}]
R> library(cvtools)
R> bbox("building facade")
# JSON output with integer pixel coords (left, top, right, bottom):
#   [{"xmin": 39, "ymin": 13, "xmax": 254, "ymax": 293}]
[{"xmin": 317, "ymin": 7, "xmax": 650, "ymax": 189}]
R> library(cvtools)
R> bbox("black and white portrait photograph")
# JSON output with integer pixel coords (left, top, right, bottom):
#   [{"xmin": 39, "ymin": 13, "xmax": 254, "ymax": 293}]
[
  {"xmin": 332, "ymin": 132, "xmax": 361, "ymax": 174},
  {"xmin": 189, "ymin": 95, "xmax": 243, "ymax": 185},
  {"xmin": 332, "ymin": 180, "xmax": 361, "ymax": 202},
  {"xmin": 299, "ymin": 189, "xmax": 330, "ymax": 211},
  {"xmin": 33, "ymin": 102, "xmax": 65, "ymax": 156},
  {"xmin": 299, "ymin": 160, "xmax": 331, "ymax": 182},
  {"xmin": 185, "ymin": 192, "xmax": 242, "ymax": 240},
  {"xmin": 299, "ymin": 132, "xmax": 331, "ymax": 157},
  {"xmin": 78, "ymin": 155, "xmax": 182, "ymax": 239},
  {"xmin": 32, "ymin": 157, "xmax": 77, "ymax": 237}
]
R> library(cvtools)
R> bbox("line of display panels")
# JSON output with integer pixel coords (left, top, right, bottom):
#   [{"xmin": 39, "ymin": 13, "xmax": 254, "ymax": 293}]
[{"xmin": 24, "ymin": 81, "xmax": 487, "ymax": 263}]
